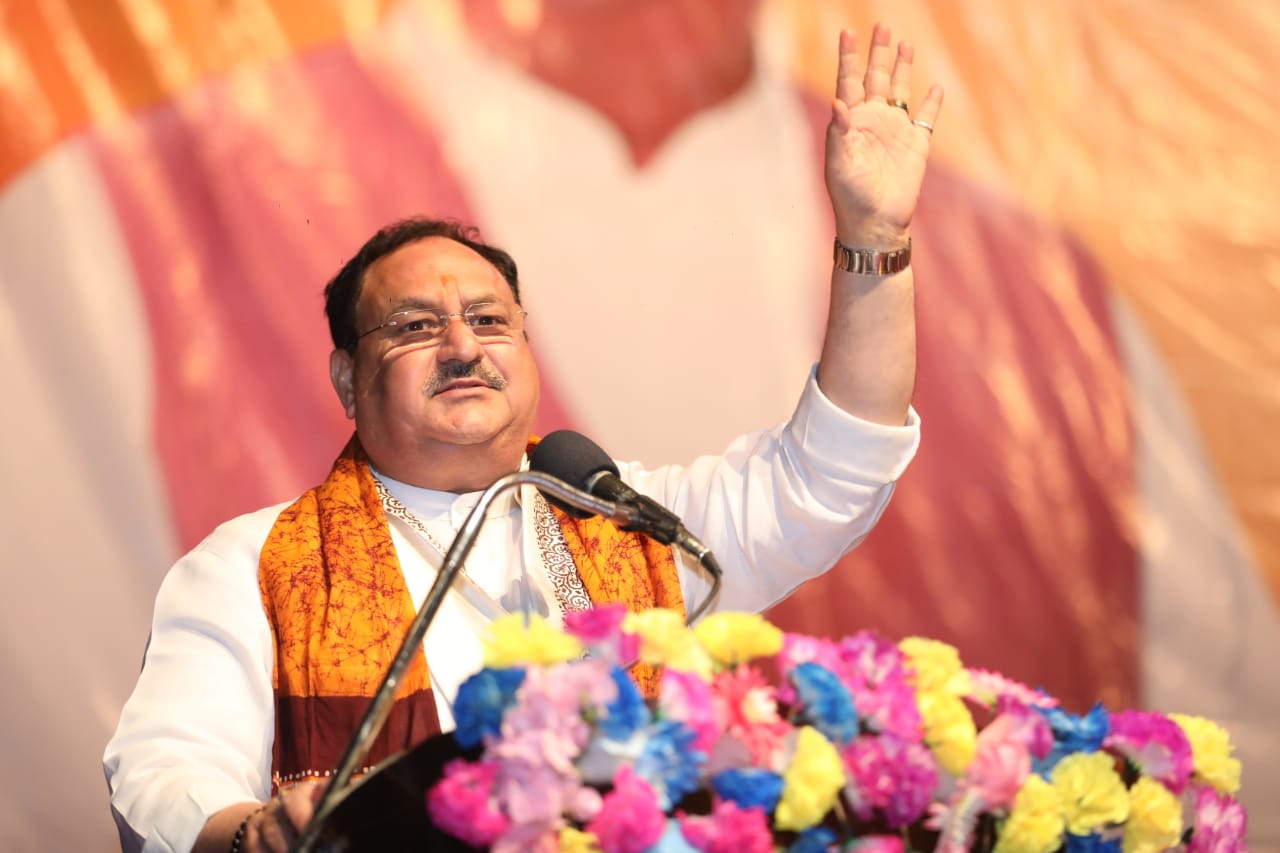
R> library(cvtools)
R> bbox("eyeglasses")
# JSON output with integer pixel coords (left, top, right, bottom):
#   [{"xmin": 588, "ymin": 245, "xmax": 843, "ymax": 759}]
[{"xmin": 356, "ymin": 302, "xmax": 528, "ymax": 347}]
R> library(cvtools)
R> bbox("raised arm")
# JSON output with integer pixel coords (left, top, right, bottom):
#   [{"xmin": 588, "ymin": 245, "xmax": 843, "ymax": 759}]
[{"xmin": 817, "ymin": 24, "xmax": 943, "ymax": 426}]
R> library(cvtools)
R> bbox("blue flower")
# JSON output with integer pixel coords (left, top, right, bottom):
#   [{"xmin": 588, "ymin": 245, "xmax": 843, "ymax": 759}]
[
  {"xmin": 1064, "ymin": 832, "xmax": 1123, "ymax": 853},
  {"xmin": 710, "ymin": 767, "xmax": 785, "ymax": 814},
  {"xmin": 787, "ymin": 825, "xmax": 838, "ymax": 853},
  {"xmin": 599, "ymin": 664, "xmax": 651, "ymax": 740},
  {"xmin": 451, "ymin": 667, "xmax": 525, "ymax": 749},
  {"xmin": 791, "ymin": 661, "xmax": 859, "ymax": 745},
  {"xmin": 1034, "ymin": 702, "xmax": 1110, "ymax": 775},
  {"xmin": 635, "ymin": 720, "xmax": 706, "ymax": 810}
]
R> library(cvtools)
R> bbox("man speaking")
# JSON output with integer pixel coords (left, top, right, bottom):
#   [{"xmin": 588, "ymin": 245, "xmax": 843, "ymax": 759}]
[{"xmin": 104, "ymin": 23, "xmax": 942, "ymax": 853}]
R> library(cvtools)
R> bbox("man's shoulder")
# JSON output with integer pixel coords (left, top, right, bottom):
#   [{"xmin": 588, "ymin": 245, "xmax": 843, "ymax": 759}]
[
  {"xmin": 151, "ymin": 498, "xmax": 301, "ymax": 603},
  {"xmin": 185, "ymin": 498, "xmax": 299, "ymax": 565}
]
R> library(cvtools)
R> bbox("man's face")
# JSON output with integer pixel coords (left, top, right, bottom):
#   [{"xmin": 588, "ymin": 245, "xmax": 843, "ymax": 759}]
[{"xmin": 330, "ymin": 237, "xmax": 539, "ymax": 479}]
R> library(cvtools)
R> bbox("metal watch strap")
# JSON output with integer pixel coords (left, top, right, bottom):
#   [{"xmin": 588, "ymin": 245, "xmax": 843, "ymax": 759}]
[{"xmin": 832, "ymin": 236, "xmax": 912, "ymax": 275}]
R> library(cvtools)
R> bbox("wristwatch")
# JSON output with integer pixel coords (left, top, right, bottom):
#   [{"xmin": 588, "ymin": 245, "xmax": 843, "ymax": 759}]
[{"xmin": 832, "ymin": 237, "xmax": 912, "ymax": 275}]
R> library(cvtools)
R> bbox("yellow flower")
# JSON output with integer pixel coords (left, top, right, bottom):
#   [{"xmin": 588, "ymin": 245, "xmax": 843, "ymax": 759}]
[
  {"xmin": 1050, "ymin": 752, "xmax": 1129, "ymax": 835},
  {"xmin": 900, "ymin": 636, "xmax": 971, "ymax": 695},
  {"xmin": 693, "ymin": 612, "xmax": 784, "ymax": 667},
  {"xmin": 903, "ymin": 638, "xmax": 975, "ymax": 776},
  {"xmin": 916, "ymin": 689, "xmax": 977, "ymax": 775},
  {"xmin": 559, "ymin": 827, "xmax": 602, "ymax": 853},
  {"xmin": 1122, "ymin": 777, "xmax": 1183, "ymax": 853},
  {"xmin": 775, "ymin": 726, "xmax": 846, "ymax": 831},
  {"xmin": 993, "ymin": 775, "xmax": 1065, "ymax": 853},
  {"xmin": 483, "ymin": 613, "xmax": 582, "ymax": 668},
  {"xmin": 1170, "ymin": 713, "xmax": 1242, "ymax": 795},
  {"xmin": 623, "ymin": 609, "xmax": 712, "ymax": 677}
]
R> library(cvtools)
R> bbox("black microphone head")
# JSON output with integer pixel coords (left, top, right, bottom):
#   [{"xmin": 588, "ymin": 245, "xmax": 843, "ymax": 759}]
[{"xmin": 529, "ymin": 430, "xmax": 619, "ymax": 518}]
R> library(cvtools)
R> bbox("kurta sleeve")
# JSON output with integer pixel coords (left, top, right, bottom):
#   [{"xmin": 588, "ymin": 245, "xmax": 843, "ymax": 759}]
[
  {"xmin": 621, "ymin": 366, "xmax": 920, "ymax": 615},
  {"xmin": 103, "ymin": 507, "xmax": 280, "ymax": 853}
]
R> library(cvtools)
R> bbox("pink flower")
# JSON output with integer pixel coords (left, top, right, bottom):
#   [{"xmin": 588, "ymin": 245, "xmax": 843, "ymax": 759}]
[
  {"xmin": 920, "ymin": 704, "xmax": 1045, "ymax": 842},
  {"xmin": 499, "ymin": 661, "xmax": 615, "ymax": 769},
  {"xmin": 993, "ymin": 697, "xmax": 1054, "ymax": 759},
  {"xmin": 490, "ymin": 748, "xmax": 577, "ymax": 826},
  {"xmin": 659, "ymin": 668, "xmax": 718, "ymax": 754},
  {"xmin": 965, "ymin": 723, "xmax": 1030, "ymax": 809},
  {"xmin": 1104, "ymin": 709, "xmax": 1194, "ymax": 794},
  {"xmin": 565, "ymin": 604, "xmax": 639, "ymax": 664},
  {"xmin": 564, "ymin": 603, "xmax": 628, "ymax": 644},
  {"xmin": 1189, "ymin": 784, "xmax": 1248, "ymax": 853},
  {"xmin": 585, "ymin": 766, "xmax": 667, "ymax": 853},
  {"xmin": 967, "ymin": 668, "xmax": 1058, "ymax": 710},
  {"xmin": 426, "ymin": 759, "xmax": 510, "ymax": 847},
  {"xmin": 958, "ymin": 704, "xmax": 1052, "ymax": 810},
  {"xmin": 487, "ymin": 661, "xmax": 614, "ymax": 836},
  {"xmin": 842, "ymin": 733, "xmax": 937, "ymax": 827},
  {"xmin": 710, "ymin": 665, "xmax": 790, "ymax": 767},
  {"xmin": 838, "ymin": 633, "xmax": 923, "ymax": 740},
  {"xmin": 852, "ymin": 674, "xmax": 924, "ymax": 741},
  {"xmin": 839, "ymin": 631, "xmax": 909, "ymax": 687},
  {"xmin": 677, "ymin": 798, "xmax": 774, "ymax": 853}
]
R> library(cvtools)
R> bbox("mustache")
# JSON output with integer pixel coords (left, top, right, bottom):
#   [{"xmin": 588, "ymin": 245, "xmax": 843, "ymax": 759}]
[{"xmin": 426, "ymin": 360, "xmax": 508, "ymax": 397}]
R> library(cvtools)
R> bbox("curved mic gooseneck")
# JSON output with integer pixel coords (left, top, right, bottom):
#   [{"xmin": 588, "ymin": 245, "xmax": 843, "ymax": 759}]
[
  {"xmin": 530, "ymin": 430, "xmax": 724, "ymax": 623},
  {"xmin": 292, "ymin": 471, "xmax": 634, "ymax": 853}
]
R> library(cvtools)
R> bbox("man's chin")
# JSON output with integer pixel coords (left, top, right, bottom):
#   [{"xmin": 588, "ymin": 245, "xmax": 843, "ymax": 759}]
[
  {"xmin": 429, "ymin": 428, "xmax": 501, "ymax": 447},
  {"xmin": 424, "ymin": 416, "xmax": 518, "ymax": 449}
]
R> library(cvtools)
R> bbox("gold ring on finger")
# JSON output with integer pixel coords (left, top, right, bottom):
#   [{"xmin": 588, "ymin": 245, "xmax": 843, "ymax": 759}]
[
  {"xmin": 889, "ymin": 99, "xmax": 910, "ymax": 112},
  {"xmin": 912, "ymin": 118, "xmax": 934, "ymax": 135}
]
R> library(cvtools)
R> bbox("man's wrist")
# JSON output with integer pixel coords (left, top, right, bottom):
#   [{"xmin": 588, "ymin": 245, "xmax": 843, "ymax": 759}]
[
  {"xmin": 228, "ymin": 804, "xmax": 267, "ymax": 853},
  {"xmin": 832, "ymin": 213, "xmax": 910, "ymax": 251}
]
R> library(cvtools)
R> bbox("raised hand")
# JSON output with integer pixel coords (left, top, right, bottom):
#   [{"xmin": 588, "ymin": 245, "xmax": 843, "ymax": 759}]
[{"xmin": 825, "ymin": 24, "xmax": 943, "ymax": 249}]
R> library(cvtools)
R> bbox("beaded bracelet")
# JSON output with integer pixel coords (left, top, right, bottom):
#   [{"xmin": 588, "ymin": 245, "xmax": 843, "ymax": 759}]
[{"xmin": 229, "ymin": 803, "xmax": 268, "ymax": 853}]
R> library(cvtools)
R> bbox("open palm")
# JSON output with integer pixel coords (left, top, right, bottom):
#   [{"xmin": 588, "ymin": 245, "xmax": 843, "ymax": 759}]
[{"xmin": 825, "ymin": 25, "xmax": 943, "ymax": 246}]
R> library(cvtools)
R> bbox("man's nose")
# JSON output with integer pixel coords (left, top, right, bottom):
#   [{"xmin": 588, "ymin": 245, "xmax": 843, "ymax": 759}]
[{"xmin": 434, "ymin": 314, "xmax": 483, "ymax": 362}]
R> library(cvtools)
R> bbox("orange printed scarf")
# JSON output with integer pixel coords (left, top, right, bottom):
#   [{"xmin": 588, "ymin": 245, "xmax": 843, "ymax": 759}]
[{"xmin": 258, "ymin": 436, "xmax": 683, "ymax": 790}]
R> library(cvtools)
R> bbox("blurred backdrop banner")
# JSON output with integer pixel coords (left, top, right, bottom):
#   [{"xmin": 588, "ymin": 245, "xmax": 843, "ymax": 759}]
[{"xmin": 1, "ymin": 1, "xmax": 1277, "ymax": 850}]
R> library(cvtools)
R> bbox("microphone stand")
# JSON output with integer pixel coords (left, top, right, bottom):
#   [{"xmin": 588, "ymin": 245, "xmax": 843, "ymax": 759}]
[
  {"xmin": 684, "ymin": 551, "xmax": 722, "ymax": 625},
  {"xmin": 292, "ymin": 471, "xmax": 636, "ymax": 853}
]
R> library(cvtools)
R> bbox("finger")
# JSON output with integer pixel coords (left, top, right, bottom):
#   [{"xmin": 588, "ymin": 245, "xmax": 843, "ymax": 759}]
[
  {"xmin": 256, "ymin": 799, "xmax": 299, "ymax": 852},
  {"xmin": 307, "ymin": 779, "xmax": 329, "ymax": 808},
  {"xmin": 910, "ymin": 83, "xmax": 945, "ymax": 133},
  {"xmin": 862, "ymin": 23, "xmax": 894, "ymax": 102},
  {"xmin": 281, "ymin": 780, "xmax": 325, "ymax": 832},
  {"xmin": 888, "ymin": 41, "xmax": 915, "ymax": 109},
  {"xmin": 829, "ymin": 97, "xmax": 853, "ymax": 134},
  {"xmin": 834, "ymin": 28, "xmax": 863, "ymax": 105},
  {"xmin": 280, "ymin": 773, "xmax": 325, "ymax": 835}
]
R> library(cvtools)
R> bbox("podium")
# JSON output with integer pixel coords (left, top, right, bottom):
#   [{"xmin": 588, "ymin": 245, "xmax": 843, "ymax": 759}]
[{"xmin": 304, "ymin": 733, "xmax": 481, "ymax": 852}]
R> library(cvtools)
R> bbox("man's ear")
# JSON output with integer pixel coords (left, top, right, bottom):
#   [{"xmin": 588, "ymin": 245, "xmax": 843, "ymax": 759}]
[{"xmin": 330, "ymin": 349, "xmax": 357, "ymax": 419}]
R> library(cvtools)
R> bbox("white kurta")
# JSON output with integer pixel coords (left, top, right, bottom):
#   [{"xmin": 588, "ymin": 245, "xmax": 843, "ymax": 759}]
[{"xmin": 103, "ymin": 370, "xmax": 919, "ymax": 853}]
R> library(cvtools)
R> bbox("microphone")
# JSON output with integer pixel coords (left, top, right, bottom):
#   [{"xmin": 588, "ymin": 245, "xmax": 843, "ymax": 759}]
[
  {"xmin": 529, "ymin": 431, "xmax": 722, "ymax": 624},
  {"xmin": 529, "ymin": 430, "xmax": 713, "ymax": 563}
]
